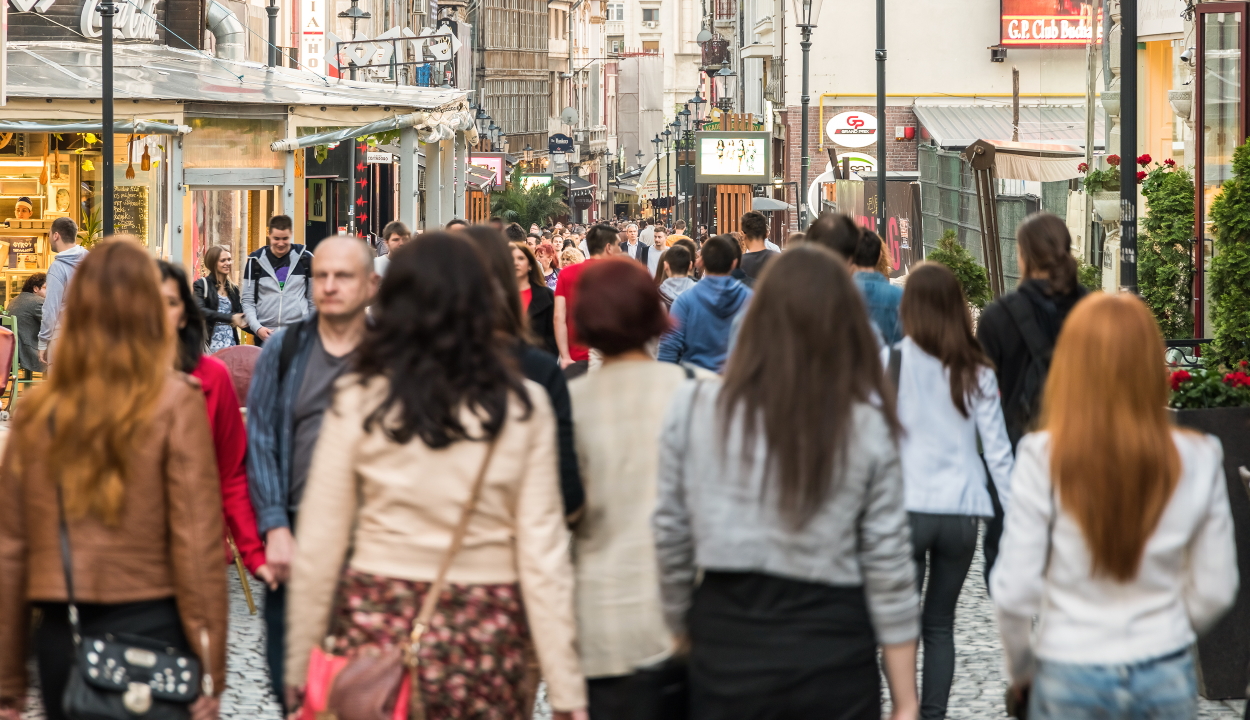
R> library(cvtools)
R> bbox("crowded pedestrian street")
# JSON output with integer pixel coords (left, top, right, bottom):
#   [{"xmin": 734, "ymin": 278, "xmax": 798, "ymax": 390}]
[{"xmin": 5, "ymin": 0, "xmax": 1250, "ymax": 717}]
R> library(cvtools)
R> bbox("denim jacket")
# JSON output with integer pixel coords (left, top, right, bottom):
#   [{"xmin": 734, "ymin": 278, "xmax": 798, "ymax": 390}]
[{"xmin": 854, "ymin": 271, "xmax": 903, "ymax": 346}]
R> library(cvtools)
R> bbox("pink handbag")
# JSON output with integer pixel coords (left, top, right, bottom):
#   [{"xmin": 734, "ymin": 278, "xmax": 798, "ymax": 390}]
[{"xmin": 299, "ymin": 647, "xmax": 411, "ymax": 720}]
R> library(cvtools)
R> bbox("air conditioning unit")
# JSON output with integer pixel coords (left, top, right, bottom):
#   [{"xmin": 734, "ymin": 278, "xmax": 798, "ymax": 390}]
[{"xmin": 642, "ymin": 20, "xmax": 657, "ymax": 27}]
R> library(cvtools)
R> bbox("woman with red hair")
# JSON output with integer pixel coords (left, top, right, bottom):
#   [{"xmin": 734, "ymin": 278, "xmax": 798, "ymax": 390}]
[
  {"xmin": 992, "ymin": 293, "xmax": 1237, "ymax": 720},
  {"xmin": 568, "ymin": 258, "xmax": 709, "ymax": 718},
  {"xmin": 536, "ymin": 241, "xmax": 561, "ymax": 290}
]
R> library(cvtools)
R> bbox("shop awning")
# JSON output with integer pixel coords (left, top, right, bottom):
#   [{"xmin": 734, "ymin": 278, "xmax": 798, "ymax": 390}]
[
  {"xmin": 270, "ymin": 109, "xmax": 477, "ymax": 151},
  {"xmin": 914, "ymin": 104, "xmax": 1104, "ymax": 150},
  {"xmin": 612, "ymin": 182, "xmax": 640, "ymax": 196},
  {"xmin": 0, "ymin": 120, "xmax": 190, "ymax": 134},
  {"xmin": 5, "ymin": 42, "xmax": 467, "ymax": 109},
  {"xmin": 960, "ymin": 139, "xmax": 1086, "ymax": 182},
  {"xmin": 466, "ymin": 166, "xmax": 496, "ymax": 189},
  {"xmin": 752, "ymin": 197, "xmax": 795, "ymax": 212},
  {"xmin": 556, "ymin": 175, "xmax": 595, "ymax": 192}
]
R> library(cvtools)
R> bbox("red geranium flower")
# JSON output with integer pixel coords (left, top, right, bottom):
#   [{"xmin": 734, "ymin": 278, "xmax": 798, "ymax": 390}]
[
  {"xmin": 1137, "ymin": 170, "xmax": 1147, "ymax": 182},
  {"xmin": 1241, "ymin": 360, "xmax": 1249, "ymax": 369},
  {"xmin": 1107, "ymin": 154, "xmax": 1121, "ymax": 167},
  {"xmin": 1170, "ymin": 369, "xmax": 1192, "ymax": 391},
  {"xmin": 1224, "ymin": 371, "xmax": 1250, "ymax": 388},
  {"xmin": 1078, "ymin": 162, "xmax": 1089, "ymax": 173},
  {"xmin": 1137, "ymin": 153, "xmax": 1152, "ymax": 166},
  {"xmin": 1164, "ymin": 158, "xmax": 1177, "ymax": 167}
]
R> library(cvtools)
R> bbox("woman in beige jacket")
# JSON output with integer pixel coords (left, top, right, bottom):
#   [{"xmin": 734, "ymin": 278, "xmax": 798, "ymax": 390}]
[{"xmin": 285, "ymin": 233, "xmax": 587, "ymax": 719}]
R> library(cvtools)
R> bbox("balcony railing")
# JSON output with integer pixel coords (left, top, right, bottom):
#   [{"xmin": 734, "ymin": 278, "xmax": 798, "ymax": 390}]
[{"xmin": 714, "ymin": 0, "xmax": 735, "ymax": 20}]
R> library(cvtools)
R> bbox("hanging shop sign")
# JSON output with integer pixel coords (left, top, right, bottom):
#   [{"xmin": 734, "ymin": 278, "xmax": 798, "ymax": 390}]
[
  {"xmin": 694, "ymin": 130, "xmax": 770, "ymax": 185},
  {"xmin": 827, "ymin": 152, "xmax": 877, "ymax": 176},
  {"xmin": 548, "ymin": 133, "xmax": 574, "ymax": 154},
  {"xmin": 6, "ymin": 0, "xmax": 162, "ymax": 41},
  {"xmin": 520, "ymin": 174, "xmax": 553, "ymax": 191},
  {"xmin": 327, "ymin": 24, "xmax": 462, "ymax": 73},
  {"xmin": 826, "ymin": 112, "xmax": 878, "ymax": 149},
  {"xmin": 1001, "ymin": 0, "xmax": 1101, "ymax": 46},
  {"xmin": 366, "ymin": 151, "xmax": 393, "ymax": 164},
  {"xmin": 301, "ymin": 0, "xmax": 326, "ymax": 73}
]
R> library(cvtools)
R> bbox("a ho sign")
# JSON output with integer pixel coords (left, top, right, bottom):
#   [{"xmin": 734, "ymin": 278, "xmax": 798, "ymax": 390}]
[{"xmin": 826, "ymin": 111, "xmax": 878, "ymax": 149}]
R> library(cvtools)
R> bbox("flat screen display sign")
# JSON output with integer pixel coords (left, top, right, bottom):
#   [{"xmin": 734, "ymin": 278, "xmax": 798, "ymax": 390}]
[
  {"xmin": 1001, "ymin": 0, "xmax": 1099, "ymax": 46},
  {"xmin": 695, "ymin": 131, "xmax": 771, "ymax": 185},
  {"xmin": 469, "ymin": 153, "xmax": 506, "ymax": 186}
]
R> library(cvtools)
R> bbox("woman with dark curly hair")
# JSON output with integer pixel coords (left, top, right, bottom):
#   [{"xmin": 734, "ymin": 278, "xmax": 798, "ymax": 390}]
[{"xmin": 285, "ymin": 232, "xmax": 589, "ymax": 720}]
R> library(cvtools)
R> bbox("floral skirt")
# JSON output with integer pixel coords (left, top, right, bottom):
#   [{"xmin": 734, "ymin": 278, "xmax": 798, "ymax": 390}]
[{"xmin": 327, "ymin": 568, "xmax": 538, "ymax": 720}]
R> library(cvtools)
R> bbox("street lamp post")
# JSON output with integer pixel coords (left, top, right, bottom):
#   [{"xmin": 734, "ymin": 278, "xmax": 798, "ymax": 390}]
[
  {"xmin": 635, "ymin": 149, "xmax": 645, "ymax": 220},
  {"xmin": 791, "ymin": 0, "xmax": 825, "ymax": 231},
  {"xmin": 690, "ymin": 93, "xmax": 706, "ymax": 229},
  {"xmin": 662, "ymin": 127, "xmax": 673, "ymax": 226},
  {"xmin": 677, "ymin": 111, "xmax": 690, "ymax": 226},
  {"xmin": 100, "ymin": 0, "xmax": 117, "ymax": 236},
  {"xmin": 524, "ymin": 144, "xmax": 534, "ymax": 173},
  {"xmin": 651, "ymin": 135, "xmax": 662, "ymax": 224},
  {"xmin": 337, "ymin": 0, "xmax": 371, "ymax": 80}
]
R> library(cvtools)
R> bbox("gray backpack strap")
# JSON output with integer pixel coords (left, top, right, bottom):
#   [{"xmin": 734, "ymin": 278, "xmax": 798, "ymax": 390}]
[{"xmin": 888, "ymin": 344, "xmax": 902, "ymax": 390}]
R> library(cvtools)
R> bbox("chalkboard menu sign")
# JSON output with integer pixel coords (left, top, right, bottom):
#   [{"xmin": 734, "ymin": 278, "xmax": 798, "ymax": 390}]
[
  {"xmin": 7, "ymin": 237, "xmax": 38, "ymax": 269},
  {"xmin": 114, "ymin": 185, "xmax": 149, "ymax": 240}
]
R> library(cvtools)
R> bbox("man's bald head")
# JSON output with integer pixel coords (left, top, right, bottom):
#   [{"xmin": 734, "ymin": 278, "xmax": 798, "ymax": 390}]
[{"xmin": 312, "ymin": 235, "xmax": 378, "ymax": 321}]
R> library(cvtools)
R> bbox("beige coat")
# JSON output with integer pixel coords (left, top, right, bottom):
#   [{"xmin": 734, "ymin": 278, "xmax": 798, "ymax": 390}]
[
  {"xmin": 568, "ymin": 360, "xmax": 709, "ymax": 678},
  {"xmin": 285, "ymin": 376, "xmax": 587, "ymax": 711}
]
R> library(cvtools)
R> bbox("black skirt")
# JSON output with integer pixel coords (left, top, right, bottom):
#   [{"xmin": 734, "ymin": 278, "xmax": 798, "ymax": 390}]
[
  {"xmin": 31, "ymin": 598, "xmax": 189, "ymax": 720},
  {"xmin": 688, "ymin": 571, "xmax": 880, "ymax": 720}
]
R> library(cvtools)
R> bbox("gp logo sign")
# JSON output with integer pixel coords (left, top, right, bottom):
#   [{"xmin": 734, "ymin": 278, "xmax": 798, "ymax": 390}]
[{"xmin": 826, "ymin": 111, "xmax": 877, "ymax": 149}]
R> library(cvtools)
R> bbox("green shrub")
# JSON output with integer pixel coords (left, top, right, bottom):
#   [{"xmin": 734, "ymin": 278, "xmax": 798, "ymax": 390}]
[
  {"xmin": 1139, "ymin": 160, "xmax": 1194, "ymax": 339},
  {"xmin": 1077, "ymin": 259, "xmax": 1102, "ymax": 291},
  {"xmin": 1207, "ymin": 140, "xmax": 1250, "ymax": 365},
  {"xmin": 926, "ymin": 229, "xmax": 992, "ymax": 308}
]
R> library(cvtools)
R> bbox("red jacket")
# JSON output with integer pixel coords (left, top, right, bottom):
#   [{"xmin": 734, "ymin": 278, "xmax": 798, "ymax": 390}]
[{"xmin": 192, "ymin": 355, "xmax": 266, "ymax": 573}]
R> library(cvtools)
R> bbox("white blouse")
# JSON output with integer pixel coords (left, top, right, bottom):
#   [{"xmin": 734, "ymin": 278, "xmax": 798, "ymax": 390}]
[
  {"xmin": 991, "ymin": 430, "xmax": 1237, "ymax": 677},
  {"xmin": 887, "ymin": 338, "xmax": 1014, "ymax": 518}
]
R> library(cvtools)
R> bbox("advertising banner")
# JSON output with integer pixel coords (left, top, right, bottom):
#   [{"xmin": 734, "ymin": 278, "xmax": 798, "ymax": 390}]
[
  {"xmin": 694, "ymin": 131, "xmax": 771, "ymax": 185},
  {"xmin": 469, "ymin": 153, "xmax": 506, "ymax": 186},
  {"xmin": 1001, "ymin": 0, "xmax": 1101, "ymax": 46}
]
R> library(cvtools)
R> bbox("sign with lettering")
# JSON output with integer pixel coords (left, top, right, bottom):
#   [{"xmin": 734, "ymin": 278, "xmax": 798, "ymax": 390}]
[
  {"xmin": 301, "ymin": 0, "xmax": 326, "ymax": 73},
  {"xmin": 1001, "ymin": 0, "xmax": 1101, "ymax": 46},
  {"xmin": 548, "ymin": 133, "xmax": 573, "ymax": 154},
  {"xmin": 826, "ymin": 112, "xmax": 877, "ymax": 149},
  {"xmin": 6, "ymin": 0, "xmax": 160, "ymax": 41},
  {"xmin": 114, "ymin": 185, "xmax": 149, "ymax": 241},
  {"xmin": 7, "ymin": 237, "xmax": 37, "ymax": 269},
  {"xmin": 326, "ymin": 24, "xmax": 462, "ymax": 72}
]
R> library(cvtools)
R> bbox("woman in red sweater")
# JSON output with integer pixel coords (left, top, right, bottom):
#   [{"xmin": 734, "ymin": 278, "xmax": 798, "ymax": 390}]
[{"xmin": 158, "ymin": 260, "xmax": 272, "ymax": 585}]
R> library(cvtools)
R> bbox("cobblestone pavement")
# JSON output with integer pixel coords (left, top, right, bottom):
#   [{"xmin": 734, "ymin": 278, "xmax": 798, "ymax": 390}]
[{"xmin": 20, "ymin": 553, "xmax": 1247, "ymax": 720}]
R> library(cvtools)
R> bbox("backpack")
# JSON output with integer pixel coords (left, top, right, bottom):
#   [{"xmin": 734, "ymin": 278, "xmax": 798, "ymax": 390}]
[
  {"xmin": 1000, "ymin": 292, "xmax": 1055, "ymax": 448},
  {"xmin": 277, "ymin": 317, "xmax": 314, "ymax": 384}
]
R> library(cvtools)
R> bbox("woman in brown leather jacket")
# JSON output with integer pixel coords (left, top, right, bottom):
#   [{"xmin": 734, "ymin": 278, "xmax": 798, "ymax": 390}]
[{"xmin": 0, "ymin": 239, "xmax": 227, "ymax": 720}]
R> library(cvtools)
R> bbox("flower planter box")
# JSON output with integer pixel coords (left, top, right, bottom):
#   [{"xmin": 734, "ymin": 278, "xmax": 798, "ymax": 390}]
[
  {"xmin": 1091, "ymin": 191, "xmax": 1121, "ymax": 224},
  {"xmin": 1169, "ymin": 406, "xmax": 1250, "ymax": 699}
]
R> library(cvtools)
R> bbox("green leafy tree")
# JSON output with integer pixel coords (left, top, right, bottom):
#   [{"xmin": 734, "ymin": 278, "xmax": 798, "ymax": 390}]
[
  {"xmin": 1139, "ymin": 160, "xmax": 1194, "ymax": 339},
  {"xmin": 1077, "ymin": 259, "xmax": 1102, "ymax": 291},
  {"xmin": 1207, "ymin": 140, "xmax": 1250, "ymax": 365},
  {"xmin": 925, "ymin": 229, "xmax": 992, "ymax": 308},
  {"xmin": 490, "ymin": 167, "xmax": 569, "ymax": 228}
]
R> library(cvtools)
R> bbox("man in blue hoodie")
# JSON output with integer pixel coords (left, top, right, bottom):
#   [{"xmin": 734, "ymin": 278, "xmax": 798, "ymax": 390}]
[
  {"xmin": 658, "ymin": 235, "xmax": 751, "ymax": 372},
  {"xmin": 37, "ymin": 216, "xmax": 84, "ymax": 365}
]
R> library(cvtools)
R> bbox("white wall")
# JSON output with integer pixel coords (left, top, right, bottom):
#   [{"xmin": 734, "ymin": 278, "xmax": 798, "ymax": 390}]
[{"xmin": 783, "ymin": 0, "xmax": 1092, "ymax": 106}]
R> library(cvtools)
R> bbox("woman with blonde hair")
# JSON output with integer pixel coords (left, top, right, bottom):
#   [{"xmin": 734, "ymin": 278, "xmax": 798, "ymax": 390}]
[
  {"xmin": 561, "ymin": 246, "xmax": 586, "ymax": 268},
  {"xmin": 992, "ymin": 293, "xmax": 1237, "ymax": 720},
  {"xmin": 0, "ymin": 239, "xmax": 227, "ymax": 720}
]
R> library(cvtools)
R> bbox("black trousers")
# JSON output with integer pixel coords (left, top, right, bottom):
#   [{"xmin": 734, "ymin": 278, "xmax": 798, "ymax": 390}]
[
  {"xmin": 909, "ymin": 513, "xmax": 979, "ymax": 720},
  {"xmin": 983, "ymin": 472, "xmax": 1005, "ymax": 590},
  {"xmin": 588, "ymin": 660, "xmax": 688, "ymax": 720},
  {"xmin": 32, "ymin": 598, "xmax": 188, "ymax": 720},
  {"xmin": 264, "ymin": 575, "xmax": 287, "ymax": 710},
  {"xmin": 687, "ymin": 572, "xmax": 880, "ymax": 720}
]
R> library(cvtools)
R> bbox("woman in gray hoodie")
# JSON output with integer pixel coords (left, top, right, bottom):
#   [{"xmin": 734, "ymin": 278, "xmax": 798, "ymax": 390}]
[{"xmin": 653, "ymin": 244, "xmax": 921, "ymax": 720}]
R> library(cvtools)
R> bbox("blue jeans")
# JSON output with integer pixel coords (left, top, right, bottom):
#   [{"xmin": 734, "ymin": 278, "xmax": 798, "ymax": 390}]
[{"xmin": 1030, "ymin": 648, "xmax": 1196, "ymax": 720}]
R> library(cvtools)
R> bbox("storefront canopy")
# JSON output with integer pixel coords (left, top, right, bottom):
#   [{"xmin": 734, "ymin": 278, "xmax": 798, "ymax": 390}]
[
  {"xmin": 960, "ymin": 139, "xmax": 1086, "ymax": 182},
  {"xmin": 5, "ymin": 42, "xmax": 467, "ymax": 109},
  {"xmin": 556, "ymin": 175, "xmax": 595, "ymax": 192},
  {"xmin": 914, "ymin": 104, "xmax": 1104, "ymax": 151},
  {"xmin": 0, "ymin": 120, "xmax": 190, "ymax": 134}
]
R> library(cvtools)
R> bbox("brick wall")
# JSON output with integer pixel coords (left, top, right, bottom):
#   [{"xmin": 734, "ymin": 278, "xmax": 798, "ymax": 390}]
[{"xmin": 782, "ymin": 104, "xmax": 920, "ymax": 188}]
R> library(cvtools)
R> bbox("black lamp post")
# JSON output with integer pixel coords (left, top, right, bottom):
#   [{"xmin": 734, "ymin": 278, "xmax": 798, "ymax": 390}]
[
  {"xmin": 266, "ymin": 0, "xmax": 280, "ymax": 67},
  {"xmin": 100, "ymin": 0, "xmax": 117, "ymax": 236},
  {"xmin": 337, "ymin": 0, "xmax": 372, "ymax": 80},
  {"xmin": 651, "ymin": 135, "xmax": 662, "ymax": 224},
  {"xmin": 662, "ymin": 127, "xmax": 673, "ymax": 225},
  {"xmin": 487, "ymin": 123, "xmax": 499, "ymax": 151},
  {"xmin": 792, "ymin": 0, "xmax": 824, "ymax": 230},
  {"xmin": 523, "ymin": 144, "xmax": 534, "ymax": 171},
  {"xmin": 677, "ymin": 110, "xmax": 690, "ymax": 226}
]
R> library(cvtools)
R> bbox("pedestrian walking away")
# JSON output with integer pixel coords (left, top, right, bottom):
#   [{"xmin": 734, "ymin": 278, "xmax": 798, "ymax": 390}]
[
  {"xmin": 284, "ymin": 232, "xmax": 588, "ymax": 720},
  {"xmin": 555, "ymin": 223, "xmax": 620, "ymax": 379},
  {"xmin": 888, "ymin": 262, "xmax": 1014, "ymax": 720},
  {"xmin": 657, "ymin": 235, "xmax": 751, "ymax": 373},
  {"xmin": 852, "ymin": 230, "xmax": 903, "ymax": 346},
  {"xmin": 242, "ymin": 215, "xmax": 315, "ymax": 345},
  {"xmin": 654, "ymin": 244, "xmax": 920, "ymax": 720},
  {"xmin": 976, "ymin": 213, "xmax": 1087, "ymax": 580},
  {"xmin": 991, "ymin": 292, "xmax": 1237, "ymax": 720},
  {"xmin": 246, "ymin": 234, "xmax": 378, "ymax": 708},
  {"xmin": 568, "ymin": 258, "xmax": 713, "ymax": 719},
  {"xmin": 0, "ymin": 238, "xmax": 227, "ymax": 720}
]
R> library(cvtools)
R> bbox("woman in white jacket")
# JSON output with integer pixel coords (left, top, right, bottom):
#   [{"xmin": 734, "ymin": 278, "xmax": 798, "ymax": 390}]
[
  {"xmin": 991, "ymin": 293, "xmax": 1237, "ymax": 720},
  {"xmin": 888, "ymin": 262, "xmax": 1014, "ymax": 720}
]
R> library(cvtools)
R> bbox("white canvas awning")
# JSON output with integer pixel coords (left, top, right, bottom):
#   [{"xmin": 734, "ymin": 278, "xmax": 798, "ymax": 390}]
[{"xmin": 960, "ymin": 139, "xmax": 1085, "ymax": 182}]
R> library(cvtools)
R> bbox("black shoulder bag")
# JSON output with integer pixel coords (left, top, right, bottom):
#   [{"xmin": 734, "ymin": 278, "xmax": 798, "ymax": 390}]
[{"xmin": 57, "ymin": 488, "xmax": 206, "ymax": 720}]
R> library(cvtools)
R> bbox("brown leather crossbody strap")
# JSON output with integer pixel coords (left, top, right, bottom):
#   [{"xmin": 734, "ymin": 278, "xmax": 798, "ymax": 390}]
[{"xmin": 408, "ymin": 435, "xmax": 500, "ymax": 648}]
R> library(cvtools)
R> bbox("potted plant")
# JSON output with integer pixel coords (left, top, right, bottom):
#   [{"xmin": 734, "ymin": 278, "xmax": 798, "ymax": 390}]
[
  {"xmin": 925, "ymin": 229, "xmax": 991, "ymax": 308},
  {"xmin": 1169, "ymin": 364, "xmax": 1250, "ymax": 698},
  {"xmin": 1078, "ymin": 154, "xmax": 1151, "ymax": 224}
]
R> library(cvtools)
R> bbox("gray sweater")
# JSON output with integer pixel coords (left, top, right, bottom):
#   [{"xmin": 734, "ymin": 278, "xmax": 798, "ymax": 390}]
[{"xmin": 652, "ymin": 379, "xmax": 920, "ymax": 645}]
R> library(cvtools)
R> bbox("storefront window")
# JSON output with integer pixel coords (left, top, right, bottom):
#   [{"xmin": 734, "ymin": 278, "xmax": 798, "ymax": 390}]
[
  {"xmin": 183, "ymin": 118, "xmax": 285, "ymax": 169},
  {"xmin": 1201, "ymin": 10, "xmax": 1242, "ymax": 333}
]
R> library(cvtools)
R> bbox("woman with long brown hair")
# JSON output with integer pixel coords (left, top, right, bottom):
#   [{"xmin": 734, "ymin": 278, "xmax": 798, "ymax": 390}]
[
  {"xmin": 0, "ymin": 239, "xmax": 227, "ymax": 720},
  {"xmin": 512, "ymin": 241, "xmax": 557, "ymax": 355},
  {"xmin": 194, "ymin": 244, "xmax": 247, "ymax": 353},
  {"xmin": 890, "ymin": 262, "xmax": 1013, "ymax": 720},
  {"xmin": 654, "ymin": 244, "xmax": 919, "ymax": 720},
  {"xmin": 991, "ymin": 293, "xmax": 1236, "ymax": 720}
]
